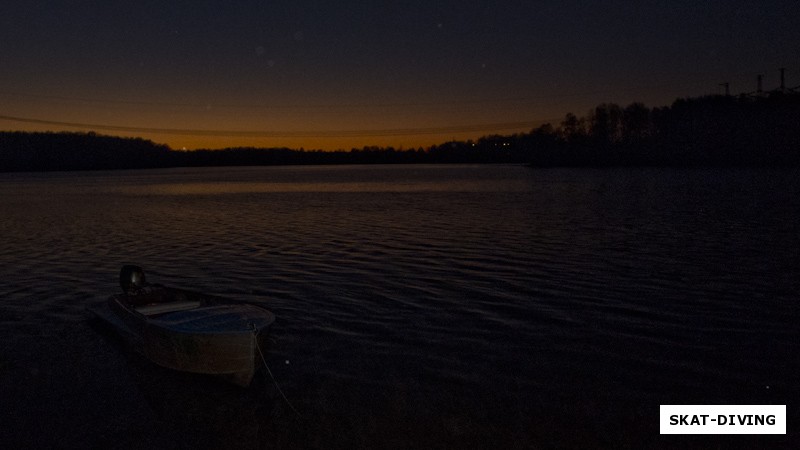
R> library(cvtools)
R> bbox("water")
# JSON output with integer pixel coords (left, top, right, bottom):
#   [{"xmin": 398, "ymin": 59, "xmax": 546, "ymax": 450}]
[{"xmin": 1, "ymin": 165, "xmax": 798, "ymax": 448}]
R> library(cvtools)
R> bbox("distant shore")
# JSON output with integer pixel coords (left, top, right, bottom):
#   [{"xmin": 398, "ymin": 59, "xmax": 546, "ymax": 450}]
[{"xmin": 3, "ymin": 91, "xmax": 799, "ymax": 172}]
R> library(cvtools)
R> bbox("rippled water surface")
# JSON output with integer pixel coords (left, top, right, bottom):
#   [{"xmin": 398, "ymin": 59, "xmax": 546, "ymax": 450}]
[{"xmin": 1, "ymin": 165, "xmax": 798, "ymax": 448}]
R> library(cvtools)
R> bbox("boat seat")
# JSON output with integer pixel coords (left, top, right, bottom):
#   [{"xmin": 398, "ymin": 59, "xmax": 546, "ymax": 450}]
[{"xmin": 136, "ymin": 301, "xmax": 202, "ymax": 316}]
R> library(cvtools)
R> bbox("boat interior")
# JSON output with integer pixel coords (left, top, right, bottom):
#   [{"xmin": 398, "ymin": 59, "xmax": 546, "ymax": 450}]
[{"xmin": 119, "ymin": 265, "xmax": 204, "ymax": 316}]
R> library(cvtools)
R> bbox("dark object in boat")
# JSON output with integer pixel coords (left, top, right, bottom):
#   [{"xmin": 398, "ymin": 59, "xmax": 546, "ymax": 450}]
[
  {"xmin": 119, "ymin": 264, "xmax": 147, "ymax": 294},
  {"xmin": 89, "ymin": 266, "xmax": 275, "ymax": 387}
]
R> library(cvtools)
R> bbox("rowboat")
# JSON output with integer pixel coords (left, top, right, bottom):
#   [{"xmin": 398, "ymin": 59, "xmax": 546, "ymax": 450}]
[{"xmin": 89, "ymin": 266, "xmax": 275, "ymax": 387}]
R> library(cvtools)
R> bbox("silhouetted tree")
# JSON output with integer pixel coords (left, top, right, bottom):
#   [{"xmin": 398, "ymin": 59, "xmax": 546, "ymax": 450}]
[
  {"xmin": 621, "ymin": 102, "xmax": 652, "ymax": 144},
  {"xmin": 559, "ymin": 112, "xmax": 586, "ymax": 143},
  {"xmin": 589, "ymin": 103, "xmax": 623, "ymax": 146}
]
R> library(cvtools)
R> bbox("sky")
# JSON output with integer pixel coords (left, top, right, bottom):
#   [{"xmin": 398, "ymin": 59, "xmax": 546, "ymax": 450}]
[{"xmin": 1, "ymin": 0, "xmax": 798, "ymax": 150}]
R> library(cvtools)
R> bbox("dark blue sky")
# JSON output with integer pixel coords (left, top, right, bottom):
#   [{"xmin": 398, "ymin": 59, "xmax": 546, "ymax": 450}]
[{"xmin": 1, "ymin": 0, "xmax": 798, "ymax": 149}]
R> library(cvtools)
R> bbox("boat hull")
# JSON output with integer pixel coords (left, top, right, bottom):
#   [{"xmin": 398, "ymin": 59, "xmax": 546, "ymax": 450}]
[{"xmin": 90, "ymin": 288, "xmax": 274, "ymax": 387}]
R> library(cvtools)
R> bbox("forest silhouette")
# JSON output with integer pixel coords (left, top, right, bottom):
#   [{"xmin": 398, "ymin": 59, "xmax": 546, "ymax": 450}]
[{"xmin": 2, "ymin": 91, "xmax": 799, "ymax": 172}]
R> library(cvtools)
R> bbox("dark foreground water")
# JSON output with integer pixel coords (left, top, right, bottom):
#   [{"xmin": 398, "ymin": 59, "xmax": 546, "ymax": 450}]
[{"xmin": 0, "ymin": 165, "xmax": 798, "ymax": 449}]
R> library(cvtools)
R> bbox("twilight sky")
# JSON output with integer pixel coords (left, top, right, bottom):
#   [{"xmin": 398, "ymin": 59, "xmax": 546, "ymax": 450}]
[{"xmin": 1, "ymin": 0, "xmax": 798, "ymax": 150}]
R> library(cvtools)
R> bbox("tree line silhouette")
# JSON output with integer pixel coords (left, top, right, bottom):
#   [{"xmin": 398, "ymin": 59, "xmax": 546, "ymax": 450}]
[
  {"xmin": 525, "ymin": 90, "xmax": 800, "ymax": 166},
  {"xmin": 2, "ymin": 91, "xmax": 799, "ymax": 172},
  {"xmin": 0, "ymin": 131, "xmax": 172, "ymax": 172}
]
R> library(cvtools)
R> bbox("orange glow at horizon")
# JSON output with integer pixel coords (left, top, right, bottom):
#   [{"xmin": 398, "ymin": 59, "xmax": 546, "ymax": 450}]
[
  {"xmin": 0, "ymin": 104, "xmax": 558, "ymax": 150},
  {"xmin": 0, "ymin": 117, "xmax": 546, "ymax": 151}
]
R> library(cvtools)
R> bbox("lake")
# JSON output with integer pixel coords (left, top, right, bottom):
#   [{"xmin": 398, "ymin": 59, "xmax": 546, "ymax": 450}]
[{"xmin": 0, "ymin": 164, "xmax": 797, "ymax": 449}]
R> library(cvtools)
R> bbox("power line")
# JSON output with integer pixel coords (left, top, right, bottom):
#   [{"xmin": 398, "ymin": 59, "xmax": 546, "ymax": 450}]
[{"xmin": 0, "ymin": 113, "xmax": 557, "ymax": 137}]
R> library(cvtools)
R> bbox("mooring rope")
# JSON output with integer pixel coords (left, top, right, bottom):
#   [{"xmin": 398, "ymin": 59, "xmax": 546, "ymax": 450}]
[{"xmin": 253, "ymin": 328, "xmax": 302, "ymax": 417}]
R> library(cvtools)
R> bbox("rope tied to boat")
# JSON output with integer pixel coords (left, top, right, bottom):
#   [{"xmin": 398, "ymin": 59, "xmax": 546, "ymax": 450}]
[{"xmin": 251, "ymin": 323, "xmax": 301, "ymax": 417}]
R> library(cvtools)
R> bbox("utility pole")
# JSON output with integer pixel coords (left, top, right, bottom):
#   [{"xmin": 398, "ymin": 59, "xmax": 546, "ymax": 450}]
[
  {"xmin": 757, "ymin": 74, "xmax": 763, "ymax": 95},
  {"xmin": 779, "ymin": 68, "xmax": 786, "ymax": 92},
  {"xmin": 719, "ymin": 82, "xmax": 730, "ymax": 96}
]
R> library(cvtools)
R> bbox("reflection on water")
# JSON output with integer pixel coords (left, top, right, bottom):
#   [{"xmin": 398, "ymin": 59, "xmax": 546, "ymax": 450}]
[{"xmin": 0, "ymin": 165, "xmax": 798, "ymax": 448}]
